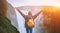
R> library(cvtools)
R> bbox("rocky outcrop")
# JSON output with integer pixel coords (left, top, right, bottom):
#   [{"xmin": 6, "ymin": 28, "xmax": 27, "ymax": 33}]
[{"xmin": 0, "ymin": 0, "xmax": 19, "ymax": 33}]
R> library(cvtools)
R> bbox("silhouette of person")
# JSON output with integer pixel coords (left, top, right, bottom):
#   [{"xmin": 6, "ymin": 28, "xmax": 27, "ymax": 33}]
[{"xmin": 17, "ymin": 8, "xmax": 42, "ymax": 33}]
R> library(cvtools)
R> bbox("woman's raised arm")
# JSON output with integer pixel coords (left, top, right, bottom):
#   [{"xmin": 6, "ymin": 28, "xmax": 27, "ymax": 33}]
[
  {"xmin": 33, "ymin": 11, "xmax": 42, "ymax": 20},
  {"xmin": 16, "ymin": 8, "xmax": 26, "ymax": 18}
]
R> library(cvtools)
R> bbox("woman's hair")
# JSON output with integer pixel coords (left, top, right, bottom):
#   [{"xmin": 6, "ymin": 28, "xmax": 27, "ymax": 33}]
[
  {"xmin": 28, "ymin": 11, "xmax": 32, "ymax": 16},
  {"xmin": 0, "ymin": 0, "xmax": 7, "ymax": 16}
]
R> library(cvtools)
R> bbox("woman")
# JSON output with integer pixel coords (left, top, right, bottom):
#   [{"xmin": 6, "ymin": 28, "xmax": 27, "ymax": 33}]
[{"xmin": 17, "ymin": 8, "xmax": 42, "ymax": 33}]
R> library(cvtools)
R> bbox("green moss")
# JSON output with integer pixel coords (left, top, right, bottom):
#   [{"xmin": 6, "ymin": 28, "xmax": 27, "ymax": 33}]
[{"xmin": 0, "ymin": 16, "xmax": 20, "ymax": 33}]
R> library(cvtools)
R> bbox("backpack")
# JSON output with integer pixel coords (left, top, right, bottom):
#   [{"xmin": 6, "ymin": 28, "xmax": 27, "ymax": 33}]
[{"xmin": 26, "ymin": 19, "xmax": 34, "ymax": 28}]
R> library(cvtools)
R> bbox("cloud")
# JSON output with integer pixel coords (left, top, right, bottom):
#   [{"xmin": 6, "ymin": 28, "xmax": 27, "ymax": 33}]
[{"xmin": 7, "ymin": 0, "xmax": 60, "ymax": 7}]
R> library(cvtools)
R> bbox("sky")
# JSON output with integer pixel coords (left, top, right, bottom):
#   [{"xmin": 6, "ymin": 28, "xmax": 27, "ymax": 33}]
[{"xmin": 7, "ymin": 0, "xmax": 60, "ymax": 7}]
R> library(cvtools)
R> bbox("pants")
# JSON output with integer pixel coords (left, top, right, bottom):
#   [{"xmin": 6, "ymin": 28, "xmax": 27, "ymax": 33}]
[{"xmin": 26, "ymin": 28, "xmax": 32, "ymax": 33}]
